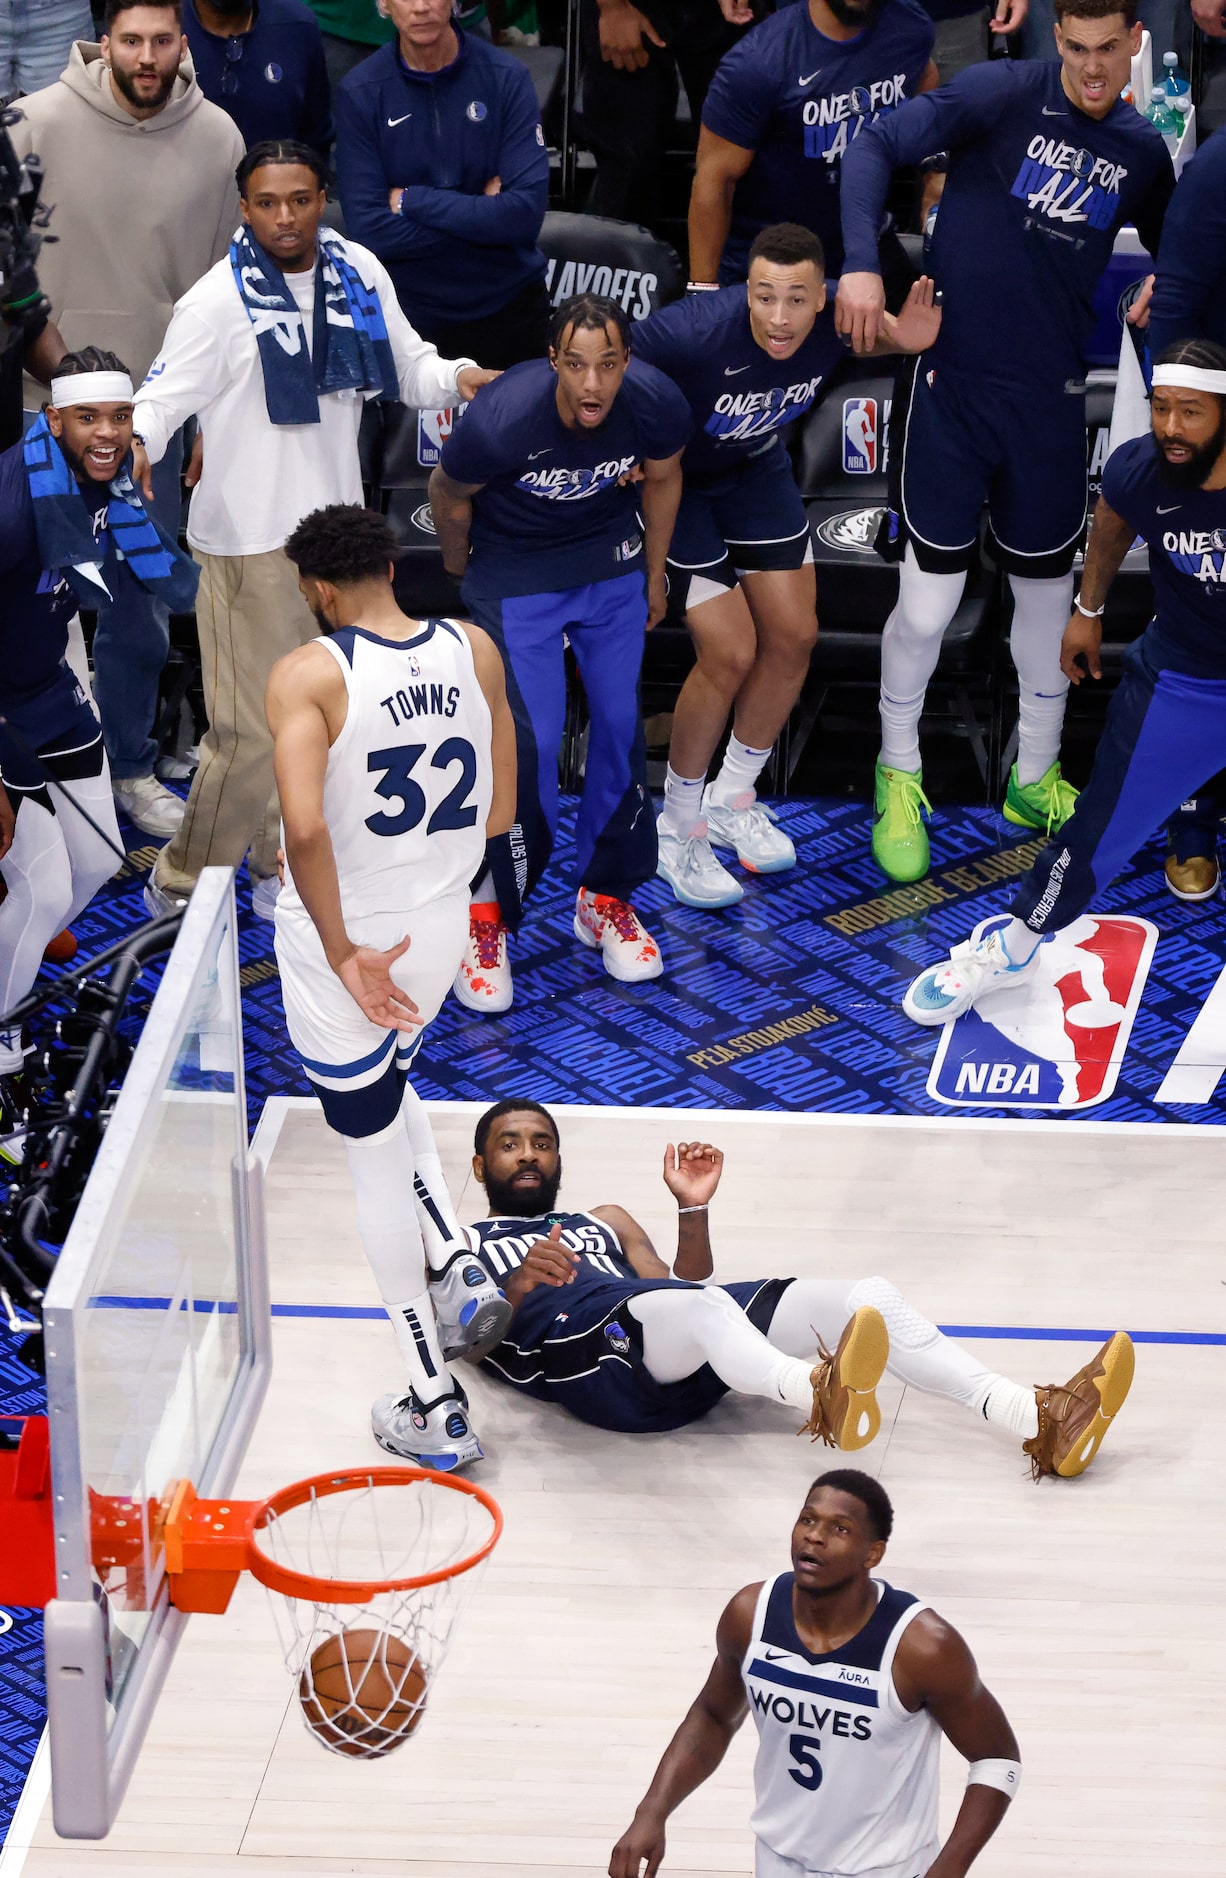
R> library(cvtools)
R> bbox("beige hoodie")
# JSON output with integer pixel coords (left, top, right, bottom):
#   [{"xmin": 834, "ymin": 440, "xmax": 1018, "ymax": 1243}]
[{"xmin": 9, "ymin": 42, "xmax": 244, "ymax": 388}]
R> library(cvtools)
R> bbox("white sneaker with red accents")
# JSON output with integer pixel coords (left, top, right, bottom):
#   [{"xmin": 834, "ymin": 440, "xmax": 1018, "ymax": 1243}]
[
  {"xmin": 573, "ymin": 888, "xmax": 663, "ymax": 983},
  {"xmin": 453, "ymin": 913, "xmax": 513, "ymax": 1012}
]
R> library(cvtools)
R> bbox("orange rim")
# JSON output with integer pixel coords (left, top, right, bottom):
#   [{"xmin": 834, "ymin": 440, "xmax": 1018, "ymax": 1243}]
[{"xmin": 246, "ymin": 1466, "xmax": 503, "ymax": 1603}]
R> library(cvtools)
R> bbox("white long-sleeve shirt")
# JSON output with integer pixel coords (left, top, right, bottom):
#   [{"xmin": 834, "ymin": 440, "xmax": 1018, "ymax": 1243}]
[{"xmin": 133, "ymin": 236, "xmax": 472, "ymax": 557}]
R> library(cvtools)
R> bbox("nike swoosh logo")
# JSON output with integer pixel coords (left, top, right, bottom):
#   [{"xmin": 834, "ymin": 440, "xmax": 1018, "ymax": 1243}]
[
  {"xmin": 763, "ymin": 1648, "xmax": 791, "ymax": 1661},
  {"xmin": 798, "ymin": 71, "xmax": 822, "ymax": 87},
  {"xmin": 1156, "ymin": 503, "xmax": 1181, "ymax": 514},
  {"xmin": 528, "ymin": 448, "xmax": 551, "ymax": 460},
  {"xmin": 724, "ymin": 364, "xmax": 752, "ymax": 376},
  {"xmin": 1041, "ymin": 106, "xmax": 1065, "ymax": 117},
  {"xmin": 388, "ymin": 113, "xmax": 412, "ymax": 126}
]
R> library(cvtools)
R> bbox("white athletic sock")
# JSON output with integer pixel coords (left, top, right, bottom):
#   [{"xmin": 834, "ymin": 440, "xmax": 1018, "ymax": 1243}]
[
  {"xmin": 659, "ymin": 765, "xmax": 706, "ymax": 837},
  {"xmin": 879, "ymin": 548, "xmax": 967, "ymax": 772},
  {"xmin": 385, "ymin": 1290, "xmax": 451, "ymax": 1405},
  {"xmin": 398, "ymin": 1082, "xmax": 467, "ymax": 1273},
  {"xmin": 841, "ymin": 1276, "xmax": 1036, "ymax": 1432},
  {"xmin": 981, "ymin": 1378, "xmax": 1040, "ymax": 1441},
  {"xmin": 709, "ymin": 735, "xmax": 772, "ymax": 808},
  {"xmin": 341, "ymin": 1114, "xmax": 452, "ymax": 1399},
  {"xmin": 470, "ymin": 868, "xmax": 495, "ymax": 907},
  {"xmin": 628, "ymin": 1287, "xmax": 814, "ymax": 1413},
  {"xmin": 1009, "ymin": 573, "xmax": 1073, "ymax": 785},
  {"xmin": 1000, "ymin": 916, "xmax": 1042, "ymax": 964}
]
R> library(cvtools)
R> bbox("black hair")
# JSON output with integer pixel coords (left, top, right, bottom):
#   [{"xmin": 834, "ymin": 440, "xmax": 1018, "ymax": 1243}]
[
  {"xmin": 237, "ymin": 140, "xmax": 328, "ymax": 196},
  {"xmin": 52, "ymin": 346, "xmax": 131, "ymax": 381},
  {"xmin": 473, "ymin": 1100, "xmax": 560, "ymax": 1160},
  {"xmin": 1154, "ymin": 337, "xmax": 1226, "ymax": 380},
  {"xmin": 748, "ymin": 223, "xmax": 825, "ymax": 276},
  {"xmin": 284, "ymin": 505, "xmax": 399, "ymax": 584},
  {"xmin": 104, "ymin": 0, "xmax": 181, "ymax": 27},
  {"xmin": 1053, "ymin": 0, "xmax": 1138, "ymax": 27},
  {"xmin": 548, "ymin": 293, "xmax": 631, "ymax": 357},
  {"xmin": 806, "ymin": 1469, "xmax": 894, "ymax": 1543}
]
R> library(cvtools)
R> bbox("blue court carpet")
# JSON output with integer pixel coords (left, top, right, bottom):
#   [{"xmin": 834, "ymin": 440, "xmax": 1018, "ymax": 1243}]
[{"xmin": 3, "ymin": 786, "xmax": 1226, "ymax": 1843}]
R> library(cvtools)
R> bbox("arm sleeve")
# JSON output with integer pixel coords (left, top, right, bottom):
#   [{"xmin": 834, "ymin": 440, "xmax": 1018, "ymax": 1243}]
[
  {"xmin": 398, "ymin": 69, "xmax": 548, "ymax": 247},
  {"xmin": 840, "ymin": 63, "xmax": 1011, "ymax": 274},
  {"xmin": 364, "ymin": 254, "xmax": 472, "ymax": 407},
  {"xmin": 700, "ymin": 38, "xmax": 771, "ymax": 149},
  {"xmin": 1130, "ymin": 154, "xmax": 1175, "ymax": 267},
  {"xmin": 335, "ymin": 86, "xmax": 450, "ymax": 261},
  {"xmin": 132, "ymin": 306, "xmax": 228, "ymax": 464}
]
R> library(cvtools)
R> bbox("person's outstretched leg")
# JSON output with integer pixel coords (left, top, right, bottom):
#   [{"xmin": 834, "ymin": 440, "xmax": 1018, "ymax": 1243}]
[{"xmin": 398, "ymin": 1081, "xmax": 513, "ymax": 1353}]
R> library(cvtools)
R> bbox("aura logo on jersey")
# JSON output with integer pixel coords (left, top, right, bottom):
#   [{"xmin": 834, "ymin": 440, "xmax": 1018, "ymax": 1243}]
[
  {"xmin": 705, "ymin": 375, "xmax": 825, "ymax": 445},
  {"xmin": 842, "ymin": 397, "xmax": 890, "ymax": 473},
  {"xmin": 802, "ymin": 74, "xmax": 908, "ymax": 163},
  {"xmin": 1010, "ymin": 136, "xmax": 1128, "ymax": 232},
  {"xmin": 1163, "ymin": 529, "xmax": 1226, "ymax": 583},
  {"xmin": 928, "ymin": 914, "xmax": 1158, "ymax": 1110}
]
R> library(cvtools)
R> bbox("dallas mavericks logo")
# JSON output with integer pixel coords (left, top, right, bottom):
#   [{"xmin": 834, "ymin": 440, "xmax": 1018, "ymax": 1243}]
[
  {"xmin": 928, "ymin": 914, "xmax": 1157, "ymax": 1110},
  {"xmin": 814, "ymin": 506, "xmax": 884, "ymax": 552},
  {"xmin": 604, "ymin": 1321, "xmax": 632, "ymax": 1355},
  {"xmin": 842, "ymin": 398, "xmax": 887, "ymax": 474}
]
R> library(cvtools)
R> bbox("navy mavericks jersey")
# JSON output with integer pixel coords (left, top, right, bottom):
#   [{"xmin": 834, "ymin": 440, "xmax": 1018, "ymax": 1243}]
[
  {"xmin": 841, "ymin": 60, "xmax": 1173, "ymax": 388},
  {"xmin": 701, "ymin": 0, "xmax": 934, "ymax": 280},
  {"xmin": 0, "ymin": 439, "xmax": 104, "ymax": 710},
  {"xmin": 440, "ymin": 358, "xmax": 692, "ymax": 598},
  {"xmin": 632, "ymin": 287, "xmax": 847, "ymax": 478},
  {"xmin": 465, "ymin": 1207, "xmax": 635, "ymax": 1344},
  {"xmin": 1103, "ymin": 437, "xmax": 1226, "ymax": 679}
]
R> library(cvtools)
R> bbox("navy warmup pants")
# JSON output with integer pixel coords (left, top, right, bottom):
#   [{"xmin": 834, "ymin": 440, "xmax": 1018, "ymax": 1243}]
[
  {"xmin": 1012, "ymin": 638, "xmax": 1226, "ymax": 934},
  {"xmin": 466, "ymin": 569, "xmax": 656, "ymax": 902}
]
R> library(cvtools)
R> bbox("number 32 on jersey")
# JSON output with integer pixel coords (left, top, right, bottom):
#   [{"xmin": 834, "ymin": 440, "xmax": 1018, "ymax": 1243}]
[{"xmin": 365, "ymin": 739, "xmax": 479, "ymax": 837}]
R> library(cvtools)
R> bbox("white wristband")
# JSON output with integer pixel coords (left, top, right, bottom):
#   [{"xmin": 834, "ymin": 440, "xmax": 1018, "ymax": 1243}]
[
  {"xmin": 686, "ymin": 281, "xmax": 720, "ymax": 291},
  {"xmin": 1073, "ymin": 597, "xmax": 1105, "ymax": 617},
  {"xmin": 966, "ymin": 1758, "xmax": 1021, "ymax": 1798},
  {"xmin": 678, "ymin": 1205, "xmax": 708, "ymax": 1214}
]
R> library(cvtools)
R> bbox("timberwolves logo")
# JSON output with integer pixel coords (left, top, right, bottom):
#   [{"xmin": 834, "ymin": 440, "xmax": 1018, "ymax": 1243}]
[
  {"xmin": 604, "ymin": 1321, "xmax": 632, "ymax": 1355},
  {"xmin": 815, "ymin": 507, "xmax": 885, "ymax": 552}
]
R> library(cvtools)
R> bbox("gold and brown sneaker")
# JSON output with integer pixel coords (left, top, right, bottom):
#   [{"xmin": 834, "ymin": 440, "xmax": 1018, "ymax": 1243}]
[
  {"xmin": 800, "ymin": 1307, "xmax": 889, "ymax": 1451},
  {"xmin": 1023, "ymin": 1331, "xmax": 1135, "ymax": 1480}
]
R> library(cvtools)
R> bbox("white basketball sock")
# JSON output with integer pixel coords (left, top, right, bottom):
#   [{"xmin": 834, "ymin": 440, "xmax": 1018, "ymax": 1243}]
[
  {"xmin": 397, "ymin": 1083, "xmax": 467, "ymax": 1273},
  {"xmin": 1009, "ymin": 573, "xmax": 1073, "ymax": 785},
  {"xmin": 628, "ymin": 1287, "xmax": 814, "ymax": 1413},
  {"xmin": 879, "ymin": 548, "xmax": 967, "ymax": 772},
  {"xmin": 981, "ymin": 1378, "xmax": 1040, "ymax": 1441},
  {"xmin": 659, "ymin": 765, "xmax": 706, "ymax": 837},
  {"xmin": 708, "ymin": 735, "xmax": 772, "ymax": 807},
  {"xmin": 1000, "ymin": 916, "xmax": 1042, "ymax": 964},
  {"xmin": 341, "ymin": 1113, "xmax": 452, "ymax": 1400},
  {"xmin": 385, "ymin": 1290, "xmax": 451, "ymax": 1406}
]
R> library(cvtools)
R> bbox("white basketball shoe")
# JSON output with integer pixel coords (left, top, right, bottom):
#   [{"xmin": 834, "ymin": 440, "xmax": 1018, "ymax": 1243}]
[
  {"xmin": 430, "ymin": 1250, "xmax": 513, "ymax": 1358},
  {"xmin": 371, "ymin": 1382, "xmax": 483, "ymax": 1471}
]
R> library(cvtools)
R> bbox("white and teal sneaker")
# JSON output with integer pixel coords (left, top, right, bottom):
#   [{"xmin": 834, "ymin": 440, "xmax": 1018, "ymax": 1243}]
[
  {"xmin": 702, "ymin": 787, "xmax": 796, "ymax": 874},
  {"xmin": 903, "ymin": 927, "xmax": 1043, "ymax": 1027},
  {"xmin": 657, "ymin": 819, "xmax": 744, "ymax": 908},
  {"xmin": 371, "ymin": 1383, "xmax": 483, "ymax": 1471}
]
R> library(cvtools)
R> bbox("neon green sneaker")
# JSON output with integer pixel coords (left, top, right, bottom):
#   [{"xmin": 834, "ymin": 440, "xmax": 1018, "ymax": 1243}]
[
  {"xmin": 872, "ymin": 760, "xmax": 932, "ymax": 882},
  {"xmin": 1002, "ymin": 761, "xmax": 1078, "ymax": 835}
]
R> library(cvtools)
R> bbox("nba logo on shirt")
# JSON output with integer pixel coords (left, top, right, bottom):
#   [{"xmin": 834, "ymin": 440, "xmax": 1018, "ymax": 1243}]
[
  {"xmin": 416, "ymin": 403, "xmax": 470, "ymax": 467},
  {"xmin": 842, "ymin": 399, "xmax": 878, "ymax": 474},
  {"xmin": 928, "ymin": 914, "xmax": 1157, "ymax": 1111}
]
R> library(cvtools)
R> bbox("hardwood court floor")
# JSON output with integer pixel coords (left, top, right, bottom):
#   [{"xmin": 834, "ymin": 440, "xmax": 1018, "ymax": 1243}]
[{"xmin": 18, "ymin": 1102, "xmax": 1226, "ymax": 1878}]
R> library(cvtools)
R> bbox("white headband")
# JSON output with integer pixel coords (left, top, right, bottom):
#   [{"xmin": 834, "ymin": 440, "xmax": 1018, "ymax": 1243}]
[
  {"xmin": 50, "ymin": 371, "xmax": 134, "ymax": 407},
  {"xmin": 1151, "ymin": 364, "xmax": 1226, "ymax": 396}
]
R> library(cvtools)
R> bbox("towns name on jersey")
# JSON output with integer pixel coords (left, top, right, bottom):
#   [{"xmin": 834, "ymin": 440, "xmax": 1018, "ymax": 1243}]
[{"xmin": 380, "ymin": 682, "xmax": 462, "ymax": 727}]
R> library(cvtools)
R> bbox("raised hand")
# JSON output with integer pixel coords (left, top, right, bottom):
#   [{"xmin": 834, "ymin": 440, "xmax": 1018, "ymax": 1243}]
[
  {"xmin": 883, "ymin": 275, "xmax": 942, "ymax": 355},
  {"xmin": 662, "ymin": 1141, "xmax": 723, "ymax": 1209}
]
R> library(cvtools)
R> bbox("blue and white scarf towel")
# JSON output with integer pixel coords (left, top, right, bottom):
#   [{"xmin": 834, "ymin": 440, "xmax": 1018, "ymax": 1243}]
[
  {"xmin": 229, "ymin": 225, "xmax": 400, "ymax": 426},
  {"xmin": 22, "ymin": 413, "xmax": 200, "ymax": 613}
]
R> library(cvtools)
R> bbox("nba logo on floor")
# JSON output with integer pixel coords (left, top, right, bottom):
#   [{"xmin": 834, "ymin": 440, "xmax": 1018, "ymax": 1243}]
[
  {"xmin": 928, "ymin": 914, "xmax": 1158, "ymax": 1110},
  {"xmin": 842, "ymin": 399, "xmax": 881, "ymax": 474},
  {"xmin": 416, "ymin": 403, "xmax": 469, "ymax": 467}
]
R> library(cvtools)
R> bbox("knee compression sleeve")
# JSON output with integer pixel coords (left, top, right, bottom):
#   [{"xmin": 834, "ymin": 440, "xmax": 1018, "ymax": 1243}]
[
  {"xmin": 628, "ymin": 1287, "xmax": 813, "ymax": 1413},
  {"xmin": 341, "ymin": 1110, "xmax": 451, "ymax": 1400},
  {"xmin": 846, "ymin": 1274, "xmax": 1003, "ymax": 1416},
  {"xmin": 879, "ymin": 549, "xmax": 968, "ymax": 772},
  {"xmin": 1008, "ymin": 573, "xmax": 1074, "ymax": 785}
]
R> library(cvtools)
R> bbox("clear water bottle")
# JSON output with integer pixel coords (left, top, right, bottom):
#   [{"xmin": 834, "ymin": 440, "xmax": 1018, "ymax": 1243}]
[
  {"xmin": 1163, "ymin": 50, "xmax": 1191, "ymax": 99},
  {"xmin": 1149, "ymin": 85, "xmax": 1179, "ymax": 138}
]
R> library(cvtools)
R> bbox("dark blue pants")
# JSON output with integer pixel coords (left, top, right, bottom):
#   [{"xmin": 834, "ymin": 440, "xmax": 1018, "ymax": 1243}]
[
  {"xmin": 467, "ymin": 570, "xmax": 656, "ymax": 903},
  {"xmin": 1012, "ymin": 640, "xmax": 1226, "ymax": 934}
]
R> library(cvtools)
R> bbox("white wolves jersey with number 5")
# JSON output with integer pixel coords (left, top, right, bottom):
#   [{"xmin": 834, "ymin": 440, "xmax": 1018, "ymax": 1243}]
[
  {"xmin": 743, "ymin": 1574, "xmax": 940, "ymax": 1877},
  {"xmin": 280, "ymin": 619, "xmax": 493, "ymax": 922}
]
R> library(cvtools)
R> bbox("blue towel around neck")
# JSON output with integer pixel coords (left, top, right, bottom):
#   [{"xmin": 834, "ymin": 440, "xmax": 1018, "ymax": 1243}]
[
  {"xmin": 22, "ymin": 413, "xmax": 200, "ymax": 613},
  {"xmin": 229, "ymin": 224, "xmax": 400, "ymax": 426}
]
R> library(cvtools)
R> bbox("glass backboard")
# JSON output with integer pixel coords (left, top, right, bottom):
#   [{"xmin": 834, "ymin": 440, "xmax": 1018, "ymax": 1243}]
[{"xmin": 41, "ymin": 869, "xmax": 270, "ymax": 1841}]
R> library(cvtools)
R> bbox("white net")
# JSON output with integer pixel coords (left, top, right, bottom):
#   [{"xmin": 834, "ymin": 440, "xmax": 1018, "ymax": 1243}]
[{"xmin": 254, "ymin": 1470, "xmax": 499, "ymax": 1759}]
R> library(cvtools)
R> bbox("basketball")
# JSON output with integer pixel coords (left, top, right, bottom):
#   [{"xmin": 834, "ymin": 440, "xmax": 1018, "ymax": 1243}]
[{"xmin": 299, "ymin": 1628, "xmax": 428, "ymax": 1758}]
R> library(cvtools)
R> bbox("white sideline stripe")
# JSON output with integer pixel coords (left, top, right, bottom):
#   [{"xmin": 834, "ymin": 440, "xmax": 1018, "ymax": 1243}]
[
  {"xmin": 0, "ymin": 1730, "xmax": 49, "ymax": 1877},
  {"xmin": 1155, "ymin": 958, "xmax": 1226, "ymax": 1104}
]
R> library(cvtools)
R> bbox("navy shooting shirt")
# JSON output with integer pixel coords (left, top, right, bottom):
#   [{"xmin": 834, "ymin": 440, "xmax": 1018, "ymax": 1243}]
[
  {"xmin": 632, "ymin": 286, "xmax": 847, "ymax": 478},
  {"xmin": 440, "ymin": 357, "xmax": 693, "ymax": 599},
  {"xmin": 841, "ymin": 59, "xmax": 1173, "ymax": 390},
  {"xmin": 701, "ymin": 0, "xmax": 934, "ymax": 282},
  {"xmin": 1103, "ymin": 437, "xmax": 1226, "ymax": 680},
  {"xmin": 0, "ymin": 439, "xmax": 102, "ymax": 713}
]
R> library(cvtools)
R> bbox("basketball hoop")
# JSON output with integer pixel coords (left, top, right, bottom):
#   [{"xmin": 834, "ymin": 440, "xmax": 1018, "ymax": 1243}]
[{"xmin": 163, "ymin": 1466, "xmax": 502, "ymax": 1759}]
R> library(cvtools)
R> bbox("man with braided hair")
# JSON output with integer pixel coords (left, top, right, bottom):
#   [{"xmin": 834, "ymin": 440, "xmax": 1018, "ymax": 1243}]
[{"xmin": 459, "ymin": 1102, "xmax": 1133, "ymax": 1479}]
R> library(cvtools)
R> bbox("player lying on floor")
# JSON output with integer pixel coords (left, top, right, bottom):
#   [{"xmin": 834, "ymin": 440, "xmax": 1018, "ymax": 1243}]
[
  {"xmin": 901, "ymin": 338, "xmax": 1226, "ymax": 1027},
  {"xmin": 457, "ymin": 1102, "xmax": 1133, "ymax": 1479}
]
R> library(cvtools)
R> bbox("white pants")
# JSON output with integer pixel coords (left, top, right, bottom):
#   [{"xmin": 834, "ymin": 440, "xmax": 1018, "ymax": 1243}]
[{"xmin": 755, "ymin": 1835, "xmax": 941, "ymax": 1878}]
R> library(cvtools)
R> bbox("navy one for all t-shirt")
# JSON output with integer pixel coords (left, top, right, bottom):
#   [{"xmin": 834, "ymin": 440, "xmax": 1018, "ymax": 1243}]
[
  {"xmin": 1104, "ymin": 437, "xmax": 1226, "ymax": 680},
  {"xmin": 701, "ymin": 0, "xmax": 934, "ymax": 279},
  {"xmin": 632, "ymin": 286, "xmax": 847, "ymax": 478},
  {"xmin": 441, "ymin": 358, "xmax": 692, "ymax": 598}
]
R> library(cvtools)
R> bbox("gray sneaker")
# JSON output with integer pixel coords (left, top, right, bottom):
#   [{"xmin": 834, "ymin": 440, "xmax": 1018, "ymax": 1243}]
[
  {"xmin": 702, "ymin": 787, "xmax": 796, "ymax": 874},
  {"xmin": 371, "ymin": 1383, "xmax": 483, "ymax": 1471},
  {"xmin": 656, "ymin": 819, "xmax": 744, "ymax": 908},
  {"xmin": 113, "ymin": 774, "xmax": 186, "ymax": 839},
  {"xmin": 430, "ymin": 1250, "xmax": 513, "ymax": 1358}
]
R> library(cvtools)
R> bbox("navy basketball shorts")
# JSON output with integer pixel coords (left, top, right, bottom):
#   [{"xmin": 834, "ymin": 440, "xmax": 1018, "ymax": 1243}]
[
  {"xmin": 0, "ymin": 667, "xmax": 106, "ymax": 813},
  {"xmin": 479, "ymin": 1276, "xmax": 794, "ymax": 1433},
  {"xmin": 890, "ymin": 360, "xmax": 1088, "ymax": 577},
  {"xmin": 1011, "ymin": 638, "xmax": 1226, "ymax": 935},
  {"xmin": 274, "ymin": 891, "xmax": 468, "ymax": 1139},
  {"xmin": 667, "ymin": 446, "xmax": 813, "ymax": 613}
]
